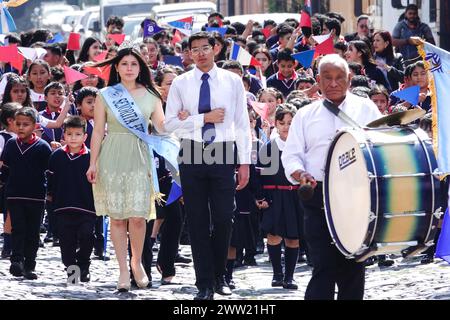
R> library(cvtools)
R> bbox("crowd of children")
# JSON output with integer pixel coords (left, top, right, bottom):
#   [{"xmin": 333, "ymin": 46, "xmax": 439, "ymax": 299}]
[{"xmin": 0, "ymin": 4, "xmax": 445, "ymax": 295}]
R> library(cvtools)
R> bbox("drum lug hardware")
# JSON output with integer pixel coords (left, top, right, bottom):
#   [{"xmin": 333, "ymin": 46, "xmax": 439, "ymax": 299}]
[
  {"xmin": 368, "ymin": 172, "xmax": 376, "ymax": 181},
  {"xmin": 433, "ymin": 207, "xmax": 443, "ymax": 219},
  {"xmin": 368, "ymin": 212, "xmax": 376, "ymax": 222},
  {"xmin": 425, "ymin": 241, "xmax": 434, "ymax": 247},
  {"xmin": 355, "ymin": 245, "xmax": 369, "ymax": 255},
  {"xmin": 433, "ymin": 169, "xmax": 444, "ymax": 180}
]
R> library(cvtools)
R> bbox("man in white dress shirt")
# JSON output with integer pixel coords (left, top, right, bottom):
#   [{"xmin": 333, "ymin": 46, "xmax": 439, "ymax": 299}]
[
  {"xmin": 282, "ymin": 54, "xmax": 382, "ymax": 300},
  {"xmin": 165, "ymin": 32, "xmax": 252, "ymax": 300}
]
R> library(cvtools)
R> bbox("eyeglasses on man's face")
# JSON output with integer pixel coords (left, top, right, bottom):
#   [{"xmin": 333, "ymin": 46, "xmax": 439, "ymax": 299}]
[{"xmin": 190, "ymin": 45, "xmax": 213, "ymax": 56}]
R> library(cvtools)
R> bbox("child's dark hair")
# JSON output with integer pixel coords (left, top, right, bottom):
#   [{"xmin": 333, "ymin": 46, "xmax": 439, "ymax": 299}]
[
  {"xmin": 222, "ymin": 60, "xmax": 244, "ymax": 74},
  {"xmin": 15, "ymin": 107, "xmax": 38, "ymax": 124},
  {"xmin": 27, "ymin": 59, "xmax": 51, "ymax": 89},
  {"xmin": 1, "ymin": 74, "xmax": 33, "ymax": 108},
  {"xmin": 350, "ymin": 75, "xmax": 370, "ymax": 88},
  {"xmin": 296, "ymin": 76, "xmax": 316, "ymax": 86},
  {"xmin": 257, "ymin": 87, "xmax": 284, "ymax": 102},
  {"xmin": 334, "ymin": 41, "xmax": 348, "ymax": 53},
  {"xmin": 50, "ymin": 67, "xmax": 65, "ymax": 82},
  {"xmin": 0, "ymin": 102, "xmax": 21, "ymax": 127},
  {"xmin": 368, "ymin": 84, "xmax": 389, "ymax": 100},
  {"xmin": 63, "ymin": 115, "xmax": 87, "ymax": 133},
  {"xmin": 348, "ymin": 62, "xmax": 363, "ymax": 76},
  {"xmin": 44, "ymin": 81, "xmax": 65, "ymax": 96},
  {"xmin": 275, "ymin": 103, "xmax": 296, "ymax": 121},
  {"xmin": 277, "ymin": 48, "xmax": 295, "ymax": 63},
  {"xmin": 75, "ymin": 86, "xmax": 99, "ymax": 106},
  {"xmin": 405, "ymin": 61, "xmax": 426, "ymax": 78}
]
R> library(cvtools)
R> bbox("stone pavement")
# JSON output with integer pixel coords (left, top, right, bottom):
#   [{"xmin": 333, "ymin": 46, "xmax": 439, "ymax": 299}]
[{"xmin": 0, "ymin": 229, "xmax": 450, "ymax": 300}]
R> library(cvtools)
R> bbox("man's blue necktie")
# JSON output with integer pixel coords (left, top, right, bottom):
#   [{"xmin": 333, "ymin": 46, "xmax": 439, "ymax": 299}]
[{"xmin": 198, "ymin": 73, "xmax": 215, "ymax": 145}]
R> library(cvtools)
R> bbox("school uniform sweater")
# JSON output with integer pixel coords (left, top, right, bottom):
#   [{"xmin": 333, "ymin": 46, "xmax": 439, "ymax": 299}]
[
  {"xmin": 0, "ymin": 136, "xmax": 52, "ymax": 202},
  {"xmin": 47, "ymin": 145, "xmax": 95, "ymax": 214}
]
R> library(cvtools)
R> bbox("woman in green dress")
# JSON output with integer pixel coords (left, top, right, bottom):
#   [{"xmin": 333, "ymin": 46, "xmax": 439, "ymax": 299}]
[{"xmin": 86, "ymin": 46, "xmax": 165, "ymax": 292}]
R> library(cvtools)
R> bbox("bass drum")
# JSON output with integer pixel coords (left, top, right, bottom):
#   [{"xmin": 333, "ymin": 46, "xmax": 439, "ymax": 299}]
[{"xmin": 323, "ymin": 126, "xmax": 441, "ymax": 261}]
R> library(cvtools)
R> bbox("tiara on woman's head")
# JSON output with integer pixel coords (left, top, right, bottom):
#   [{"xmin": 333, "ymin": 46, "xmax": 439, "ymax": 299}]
[{"xmin": 118, "ymin": 40, "xmax": 141, "ymax": 52}]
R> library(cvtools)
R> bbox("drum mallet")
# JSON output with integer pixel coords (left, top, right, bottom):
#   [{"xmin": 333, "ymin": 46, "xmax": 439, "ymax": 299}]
[{"xmin": 298, "ymin": 182, "xmax": 314, "ymax": 201}]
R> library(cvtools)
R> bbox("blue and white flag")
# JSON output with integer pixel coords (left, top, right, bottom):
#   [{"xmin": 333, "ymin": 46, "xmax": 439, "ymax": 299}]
[
  {"xmin": 230, "ymin": 41, "xmax": 260, "ymax": 67},
  {"xmin": 419, "ymin": 43, "xmax": 450, "ymax": 175},
  {"xmin": 0, "ymin": 3, "xmax": 17, "ymax": 34}
]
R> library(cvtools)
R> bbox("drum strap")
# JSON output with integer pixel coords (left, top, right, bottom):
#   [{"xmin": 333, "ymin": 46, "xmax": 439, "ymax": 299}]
[{"xmin": 322, "ymin": 99, "xmax": 362, "ymax": 129}]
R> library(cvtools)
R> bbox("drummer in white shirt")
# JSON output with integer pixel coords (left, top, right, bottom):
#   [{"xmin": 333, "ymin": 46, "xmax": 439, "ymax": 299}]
[{"xmin": 281, "ymin": 54, "xmax": 382, "ymax": 300}]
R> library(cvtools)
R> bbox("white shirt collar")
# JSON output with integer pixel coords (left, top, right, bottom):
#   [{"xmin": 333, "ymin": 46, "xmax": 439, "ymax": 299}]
[{"xmin": 194, "ymin": 64, "xmax": 218, "ymax": 81}]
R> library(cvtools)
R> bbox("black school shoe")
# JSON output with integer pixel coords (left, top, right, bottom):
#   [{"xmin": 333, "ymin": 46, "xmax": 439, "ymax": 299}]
[
  {"xmin": 23, "ymin": 270, "xmax": 38, "ymax": 280},
  {"xmin": 282, "ymin": 279, "xmax": 298, "ymax": 290},
  {"xmin": 10, "ymin": 261, "xmax": 25, "ymax": 277},
  {"xmin": 271, "ymin": 273, "xmax": 284, "ymax": 287},
  {"xmin": 80, "ymin": 269, "xmax": 90, "ymax": 282}
]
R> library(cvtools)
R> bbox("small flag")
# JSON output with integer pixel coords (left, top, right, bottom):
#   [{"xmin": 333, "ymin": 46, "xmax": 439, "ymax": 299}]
[
  {"xmin": 163, "ymin": 55, "xmax": 183, "ymax": 68},
  {"xmin": 93, "ymin": 51, "xmax": 108, "ymax": 62},
  {"xmin": 0, "ymin": 44, "xmax": 19, "ymax": 62},
  {"xmin": 171, "ymin": 30, "xmax": 183, "ymax": 46},
  {"xmin": 10, "ymin": 51, "xmax": 24, "ymax": 74},
  {"xmin": 312, "ymin": 34, "xmax": 332, "ymax": 44},
  {"xmin": 300, "ymin": 0, "xmax": 312, "ymax": 28},
  {"xmin": 0, "ymin": 3, "xmax": 17, "ymax": 34},
  {"xmin": 250, "ymin": 101, "xmax": 271, "ymax": 124},
  {"xmin": 391, "ymin": 85, "xmax": 420, "ymax": 106},
  {"xmin": 107, "ymin": 34, "xmax": 126, "ymax": 45},
  {"xmin": 435, "ymin": 208, "xmax": 450, "ymax": 264},
  {"xmin": 261, "ymin": 27, "xmax": 272, "ymax": 38},
  {"xmin": 167, "ymin": 16, "xmax": 193, "ymax": 36},
  {"xmin": 229, "ymin": 42, "xmax": 261, "ymax": 67},
  {"xmin": 47, "ymin": 33, "xmax": 65, "ymax": 44},
  {"xmin": 64, "ymin": 65, "xmax": 88, "ymax": 85},
  {"xmin": 292, "ymin": 49, "xmax": 315, "ymax": 69},
  {"xmin": 166, "ymin": 182, "xmax": 182, "ymax": 205},
  {"xmin": 314, "ymin": 34, "xmax": 334, "ymax": 57},
  {"xmin": 18, "ymin": 47, "xmax": 46, "ymax": 61},
  {"xmin": 206, "ymin": 27, "xmax": 227, "ymax": 36},
  {"xmin": 67, "ymin": 32, "xmax": 81, "ymax": 51},
  {"xmin": 0, "ymin": 75, "xmax": 8, "ymax": 96},
  {"xmin": 216, "ymin": 16, "xmax": 224, "ymax": 27},
  {"xmin": 144, "ymin": 19, "xmax": 163, "ymax": 38},
  {"xmin": 83, "ymin": 65, "xmax": 111, "ymax": 82}
]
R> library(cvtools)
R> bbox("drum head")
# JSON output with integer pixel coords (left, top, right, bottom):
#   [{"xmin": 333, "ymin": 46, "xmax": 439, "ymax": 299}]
[{"xmin": 326, "ymin": 131, "xmax": 371, "ymax": 255}]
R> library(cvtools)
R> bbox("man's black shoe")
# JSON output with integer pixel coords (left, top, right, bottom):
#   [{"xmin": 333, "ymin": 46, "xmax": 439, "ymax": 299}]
[
  {"xmin": 271, "ymin": 274, "xmax": 284, "ymax": 287},
  {"xmin": 10, "ymin": 262, "xmax": 24, "ymax": 277},
  {"xmin": 226, "ymin": 279, "xmax": 236, "ymax": 290},
  {"xmin": 282, "ymin": 279, "xmax": 298, "ymax": 290},
  {"xmin": 23, "ymin": 270, "xmax": 38, "ymax": 280},
  {"xmin": 215, "ymin": 277, "xmax": 232, "ymax": 295},
  {"xmin": 244, "ymin": 258, "xmax": 258, "ymax": 266},
  {"xmin": 194, "ymin": 288, "xmax": 214, "ymax": 300},
  {"xmin": 174, "ymin": 254, "xmax": 192, "ymax": 264},
  {"xmin": 52, "ymin": 238, "xmax": 60, "ymax": 247},
  {"xmin": 43, "ymin": 235, "xmax": 53, "ymax": 243},
  {"xmin": 80, "ymin": 269, "xmax": 90, "ymax": 282}
]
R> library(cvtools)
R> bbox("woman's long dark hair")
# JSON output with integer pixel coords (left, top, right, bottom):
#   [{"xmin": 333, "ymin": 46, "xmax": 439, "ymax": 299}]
[
  {"xmin": 349, "ymin": 40, "xmax": 376, "ymax": 67},
  {"xmin": 373, "ymin": 30, "xmax": 395, "ymax": 61},
  {"xmin": 77, "ymin": 37, "xmax": 101, "ymax": 64},
  {"xmin": 94, "ymin": 47, "xmax": 162, "ymax": 101}
]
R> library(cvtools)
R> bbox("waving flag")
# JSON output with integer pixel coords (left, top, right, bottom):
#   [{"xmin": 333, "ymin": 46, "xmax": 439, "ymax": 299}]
[
  {"xmin": 230, "ymin": 42, "xmax": 260, "ymax": 67},
  {"xmin": 144, "ymin": 19, "xmax": 163, "ymax": 38},
  {"xmin": 0, "ymin": 2, "xmax": 17, "ymax": 33},
  {"xmin": 418, "ymin": 43, "xmax": 450, "ymax": 176},
  {"xmin": 300, "ymin": 0, "xmax": 312, "ymax": 28},
  {"xmin": 167, "ymin": 16, "xmax": 193, "ymax": 36}
]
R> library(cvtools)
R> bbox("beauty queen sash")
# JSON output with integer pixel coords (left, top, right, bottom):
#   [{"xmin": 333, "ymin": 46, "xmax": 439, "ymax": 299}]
[{"xmin": 102, "ymin": 83, "xmax": 181, "ymax": 204}]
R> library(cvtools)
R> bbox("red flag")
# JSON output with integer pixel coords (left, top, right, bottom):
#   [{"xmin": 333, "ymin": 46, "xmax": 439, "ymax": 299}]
[
  {"xmin": 0, "ymin": 45, "xmax": 18, "ymax": 62},
  {"xmin": 67, "ymin": 32, "xmax": 81, "ymax": 51},
  {"xmin": 261, "ymin": 27, "xmax": 272, "ymax": 38},
  {"xmin": 84, "ymin": 65, "xmax": 111, "ymax": 82},
  {"xmin": 64, "ymin": 65, "xmax": 88, "ymax": 84},
  {"xmin": 171, "ymin": 30, "xmax": 183, "ymax": 46},
  {"xmin": 250, "ymin": 101, "xmax": 271, "ymax": 123},
  {"xmin": 250, "ymin": 56, "xmax": 262, "ymax": 67},
  {"xmin": 217, "ymin": 16, "xmax": 223, "ymax": 27},
  {"xmin": 300, "ymin": 11, "xmax": 312, "ymax": 28},
  {"xmin": 93, "ymin": 51, "xmax": 108, "ymax": 62},
  {"xmin": 314, "ymin": 35, "xmax": 334, "ymax": 57},
  {"xmin": 107, "ymin": 34, "xmax": 126, "ymax": 45},
  {"xmin": 10, "ymin": 52, "xmax": 24, "ymax": 74}
]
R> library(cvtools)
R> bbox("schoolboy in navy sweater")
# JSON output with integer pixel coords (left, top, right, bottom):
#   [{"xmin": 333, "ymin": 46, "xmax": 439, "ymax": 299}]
[
  {"xmin": 266, "ymin": 48, "xmax": 298, "ymax": 99},
  {"xmin": 0, "ymin": 107, "xmax": 52, "ymax": 280},
  {"xmin": 75, "ymin": 87, "xmax": 98, "ymax": 149},
  {"xmin": 47, "ymin": 116, "xmax": 96, "ymax": 283}
]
